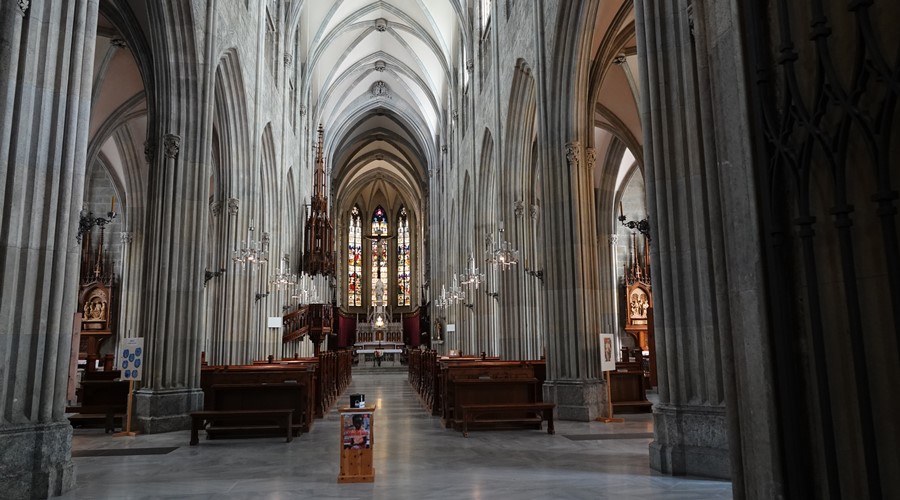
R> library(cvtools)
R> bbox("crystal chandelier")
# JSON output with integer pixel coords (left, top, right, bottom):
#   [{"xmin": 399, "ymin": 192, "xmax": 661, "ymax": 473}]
[
  {"xmin": 435, "ymin": 284, "xmax": 450, "ymax": 309},
  {"xmin": 270, "ymin": 254, "xmax": 298, "ymax": 290},
  {"xmin": 486, "ymin": 222, "xmax": 519, "ymax": 270},
  {"xmin": 449, "ymin": 274, "xmax": 466, "ymax": 302},
  {"xmin": 458, "ymin": 253, "xmax": 485, "ymax": 289},
  {"xmin": 291, "ymin": 272, "xmax": 320, "ymax": 304},
  {"xmin": 232, "ymin": 219, "xmax": 269, "ymax": 269}
]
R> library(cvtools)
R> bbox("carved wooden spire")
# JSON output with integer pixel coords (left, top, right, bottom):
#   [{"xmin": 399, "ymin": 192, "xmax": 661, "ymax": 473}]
[{"xmin": 303, "ymin": 125, "xmax": 335, "ymax": 276}]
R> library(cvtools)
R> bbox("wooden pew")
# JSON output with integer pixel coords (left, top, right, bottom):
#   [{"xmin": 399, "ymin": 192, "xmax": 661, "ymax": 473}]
[
  {"xmin": 201, "ymin": 365, "xmax": 317, "ymax": 432},
  {"xmin": 191, "ymin": 409, "xmax": 293, "ymax": 445},
  {"xmin": 461, "ymin": 402, "xmax": 556, "ymax": 437},
  {"xmin": 440, "ymin": 361, "xmax": 549, "ymax": 432},
  {"xmin": 196, "ymin": 383, "xmax": 309, "ymax": 440},
  {"xmin": 251, "ymin": 350, "xmax": 353, "ymax": 418},
  {"xmin": 66, "ymin": 380, "xmax": 129, "ymax": 433}
]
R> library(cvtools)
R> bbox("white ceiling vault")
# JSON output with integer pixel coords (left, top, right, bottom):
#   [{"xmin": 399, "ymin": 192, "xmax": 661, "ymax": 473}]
[{"xmin": 288, "ymin": 0, "xmax": 467, "ymax": 206}]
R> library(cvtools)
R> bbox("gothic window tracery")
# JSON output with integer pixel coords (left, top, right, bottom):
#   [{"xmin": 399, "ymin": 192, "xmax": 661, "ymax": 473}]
[
  {"xmin": 397, "ymin": 207, "xmax": 410, "ymax": 306},
  {"xmin": 348, "ymin": 206, "xmax": 362, "ymax": 306},
  {"xmin": 371, "ymin": 206, "xmax": 389, "ymax": 305}
]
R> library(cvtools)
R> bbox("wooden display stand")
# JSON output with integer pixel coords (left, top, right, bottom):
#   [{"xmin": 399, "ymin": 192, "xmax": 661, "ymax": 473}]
[
  {"xmin": 338, "ymin": 406, "xmax": 376, "ymax": 483},
  {"xmin": 598, "ymin": 371, "xmax": 625, "ymax": 423}
]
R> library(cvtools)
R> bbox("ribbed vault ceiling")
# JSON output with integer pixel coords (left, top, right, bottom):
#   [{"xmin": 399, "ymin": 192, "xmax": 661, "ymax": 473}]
[{"xmin": 295, "ymin": 0, "xmax": 464, "ymax": 206}]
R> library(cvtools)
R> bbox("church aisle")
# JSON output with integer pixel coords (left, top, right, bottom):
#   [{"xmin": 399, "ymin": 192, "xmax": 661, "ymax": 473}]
[{"xmin": 61, "ymin": 372, "xmax": 732, "ymax": 499}]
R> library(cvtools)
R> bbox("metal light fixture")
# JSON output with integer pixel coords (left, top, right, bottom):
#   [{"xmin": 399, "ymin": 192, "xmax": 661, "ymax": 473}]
[
  {"xmin": 459, "ymin": 253, "xmax": 485, "ymax": 289},
  {"xmin": 291, "ymin": 272, "xmax": 319, "ymax": 304},
  {"xmin": 232, "ymin": 219, "xmax": 270, "ymax": 269},
  {"xmin": 486, "ymin": 221, "xmax": 519, "ymax": 270},
  {"xmin": 270, "ymin": 254, "xmax": 298, "ymax": 290},
  {"xmin": 618, "ymin": 202, "xmax": 651, "ymax": 241},
  {"xmin": 77, "ymin": 199, "xmax": 117, "ymax": 243}
]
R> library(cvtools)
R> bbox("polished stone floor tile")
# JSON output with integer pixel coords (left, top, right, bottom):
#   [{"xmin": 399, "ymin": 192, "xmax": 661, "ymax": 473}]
[{"xmin": 60, "ymin": 371, "xmax": 732, "ymax": 499}]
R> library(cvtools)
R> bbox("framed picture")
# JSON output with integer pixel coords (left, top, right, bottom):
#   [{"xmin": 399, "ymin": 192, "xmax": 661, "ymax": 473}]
[{"xmin": 599, "ymin": 333, "xmax": 616, "ymax": 372}]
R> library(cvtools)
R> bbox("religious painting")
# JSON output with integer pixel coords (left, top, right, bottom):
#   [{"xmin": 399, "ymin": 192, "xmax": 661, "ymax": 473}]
[
  {"xmin": 342, "ymin": 412, "xmax": 371, "ymax": 449},
  {"xmin": 599, "ymin": 333, "xmax": 616, "ymax": 372}
]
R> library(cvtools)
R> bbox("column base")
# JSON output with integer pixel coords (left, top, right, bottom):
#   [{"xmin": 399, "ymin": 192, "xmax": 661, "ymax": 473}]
[
  {"xmin": 134, "ymin": 388, "xmax": 204, "ymax": 434},
  {"xmin": 0, "ymin": 422, "xmax": 75, "ymax": 499},
  {"xmin": 650, "ymin": 403, "xmax": 731, "ymax": 479},
  {"xmin": 543, "ymin": 379, "xmax": 606, "ymax": 421}
]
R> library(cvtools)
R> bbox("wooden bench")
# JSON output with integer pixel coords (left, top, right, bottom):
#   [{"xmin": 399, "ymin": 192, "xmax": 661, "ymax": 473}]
[
  {"xmin": 190, "ymin": 409, "xmax": 293, "ymax": 445},
  {"xmin": 66, "ymin": 380, "xmax": 129, "ymax": 433},
  {"xmin": 461, "ymin": 402, "xmax": 556, "ymax": 437},
  {"xmin": 201, "ymin": 367, "xmax": 317, "ymax": 432}
]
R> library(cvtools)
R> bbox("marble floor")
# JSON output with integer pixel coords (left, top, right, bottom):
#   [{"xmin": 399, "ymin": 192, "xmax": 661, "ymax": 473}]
[{"xmin": 61, "ymin": 371, "xmax": 732, "ymax": 499}]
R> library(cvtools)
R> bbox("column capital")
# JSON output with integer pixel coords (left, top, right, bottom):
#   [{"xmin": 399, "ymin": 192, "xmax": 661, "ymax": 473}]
[
  {"xmin": 121, "ymin": 231, "xmax": 134, "ymax": 245},
  {"xmin": 209, "ymin": 200, "xmax": 223, "ymax": 217},
  {"xmin": 17, "ymin": 0, "xmax": 29, "ymax": 15},
  {"xmin": 144, "ymin": 139, "xmax": 154, "ymax": 163},
  {"xmin": 164, "ymin": 134, "xmax": 181, "ymax": 159},
  {"xmin": 514, "ymin": 200, "xmax": 525, "ymax": 217},
  {"xmin": 585, "ymin": 147, "xmax": 596, "ymax": 172},
  {"xmin": 565, "ymin": 141, "xmax": 581, "ymax": 170}
]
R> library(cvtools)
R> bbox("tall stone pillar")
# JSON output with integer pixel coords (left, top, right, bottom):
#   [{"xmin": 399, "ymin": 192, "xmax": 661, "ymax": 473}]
[
  {"xmin": 133, "ymin": 2, "xmax": 211, "ymax": 433},
  {"xmin": 540, "ymin": 141, "xmax": 606, "ymax": 420},
  {"xmin": 635, "ymin": 0, "xmax": 738, "ymax": 481},
  {"xmin": 0, "ymin": 1, "xmax": 99, "ymax": 497},
  {"xmin": 534, "ymin": 0, "xmax": 605, "ymax": 421}
]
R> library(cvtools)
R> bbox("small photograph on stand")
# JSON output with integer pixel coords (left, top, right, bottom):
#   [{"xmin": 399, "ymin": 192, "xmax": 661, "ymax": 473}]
[{"xmin": 343, "ymin": 413, "xmax": 371, "ymax": 449}]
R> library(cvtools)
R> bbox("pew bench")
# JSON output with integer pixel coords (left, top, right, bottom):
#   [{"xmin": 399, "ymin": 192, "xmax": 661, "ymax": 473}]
[
  {"xmin": 66, "ymin": 405, "xmax": 124, "ymax": 434},
  {"xmin": 460, "ymin": 403, "xmax": 556, "ymax": 437},
  {"xmin": 66, "ymin": 380, "xmax": 129, "ymax": 433},
  {"xmin": 190, "ymin": 409, "xmax": 293, "ymax": 445}
]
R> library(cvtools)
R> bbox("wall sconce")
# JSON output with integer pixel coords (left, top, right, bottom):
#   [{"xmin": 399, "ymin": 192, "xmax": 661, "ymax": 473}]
[
  {"xmin": 463, "ymin": 302, "xmax": 475, "ymax": 310},
  {"xmin": 255, "ymin": 292, "xmax": 269, "ymax": 302},
  {"xmin": 524, "ymin": 267, "xmax": 544, "ymax": 283},
  {"xmin": 77, "ymin": 199, "xmax": 117, "ymax": 243},
  {"xmin": 618, "ymin": 202, "xmax": 651, "ymax": 241},
  {"xmin": 204, "ymin": 268, "xmax": 226, "ymax": 286},
  {"xmin": 484, "ymin": 290, "xmax": 499, "ymax": 300}
]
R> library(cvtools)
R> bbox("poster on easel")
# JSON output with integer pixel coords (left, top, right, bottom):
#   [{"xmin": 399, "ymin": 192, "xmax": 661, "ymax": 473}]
[
  {"xmin": 119, "ymin": 337, "xmax": 144, "ymax": 381},
  {"xmin": 600, "ymin": 333, "xmax": 616, "ymax": 372},
  {"xmin": 115, "ymin": 337, "xmax": 143, "ymax": 437}
]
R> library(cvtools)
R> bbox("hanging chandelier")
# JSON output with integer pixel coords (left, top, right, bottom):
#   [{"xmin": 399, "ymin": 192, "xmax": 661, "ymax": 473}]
[
  {"xmin": 486, "ymin": 222, "xmax": 519, "ymax": 270},
  {"xmin": 435, "ymin": 284, "xmax": 450, "ymax": 309},
  {"xmin": 270, "ymin": 254, "xmax": 298, "ymax": 290},
  {"xmin": 232, "ymin": 219, "xmax": 269, "ymax": 269},
  {"xmin": 458, "ymin": 253, "xmax": 485, "ymax": 289},
  {"xmin": 448, "ymin": 274, "xmax": 466, "ymax": 303},
  {"xmin": 291, "ymin": 272, "xmax": 319, "ymax": 304}
]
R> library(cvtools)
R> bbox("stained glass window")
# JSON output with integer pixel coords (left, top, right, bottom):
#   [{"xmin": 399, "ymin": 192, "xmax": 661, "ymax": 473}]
[
  {"xmin": 371, "ymin": 206, "xmax": 389, "ymax": 305},
  {"xmin": 347, "ymin": 206, "xmax": 362, "ymax": 306},
  {"xmin": 397, "ymin": 207, "xmax": 411, "ymax": 306}
]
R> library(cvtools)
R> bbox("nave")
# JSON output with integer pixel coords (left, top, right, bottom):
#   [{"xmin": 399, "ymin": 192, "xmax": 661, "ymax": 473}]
[{"xmin": 61, "ymin": 372, "xmax": 731, "ymax": 499}]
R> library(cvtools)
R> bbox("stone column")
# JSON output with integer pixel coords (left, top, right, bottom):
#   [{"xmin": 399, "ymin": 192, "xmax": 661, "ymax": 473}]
[
  {"xmin": 0, "ymin": 1, "xmax": 99, "ymax": 497},
  {"xmin": 133, "ymin": 2, "xmax": 212, "ymax": 433},
  {"xmin": 540, "ymin": 141, "xmax": 606, "ymax": 420},
  {"xmin": 635, "ymin": 0, "xmax": 738, "ymax": 481}
]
